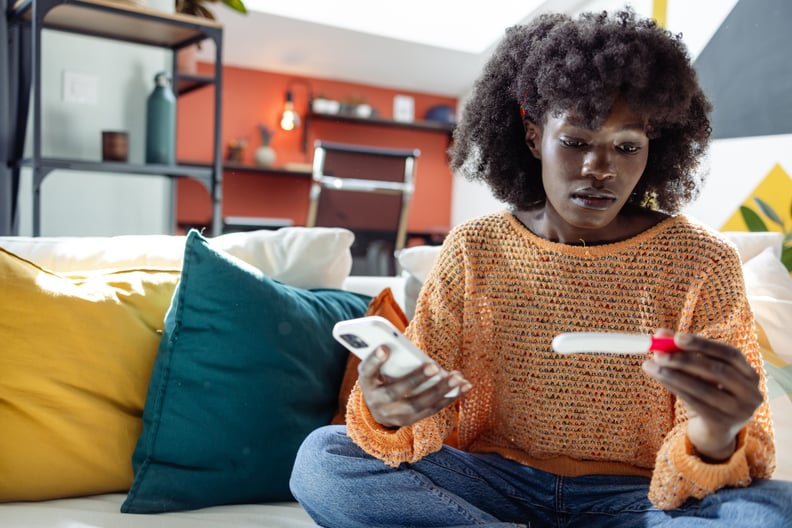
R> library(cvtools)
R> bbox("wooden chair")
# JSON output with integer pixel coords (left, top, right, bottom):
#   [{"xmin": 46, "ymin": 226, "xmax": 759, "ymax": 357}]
[{"xmin": 306, "ymin": 140, "xmax": 420, "ymax": 275}]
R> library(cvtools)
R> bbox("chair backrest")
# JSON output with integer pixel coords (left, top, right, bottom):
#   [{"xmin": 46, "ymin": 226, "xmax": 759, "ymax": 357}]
[{"xmin": 306, "ymin": 140, "xmax": 420, "ymax": 275}]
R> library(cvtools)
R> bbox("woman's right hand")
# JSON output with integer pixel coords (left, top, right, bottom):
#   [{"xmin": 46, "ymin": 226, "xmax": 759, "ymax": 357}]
[{"xmin": 358, "ymin": 345, "xmax": 471, "ymax": 428}]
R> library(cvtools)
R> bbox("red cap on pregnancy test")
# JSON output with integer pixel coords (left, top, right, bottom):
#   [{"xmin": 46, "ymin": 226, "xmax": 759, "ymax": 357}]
[
  {"xmin": 649, "ymin": 336, "xmax": 681, "ymax": 353},
  {"xmin": 552, "ymin": 332, "xmax": 683, "ymax": 355}
]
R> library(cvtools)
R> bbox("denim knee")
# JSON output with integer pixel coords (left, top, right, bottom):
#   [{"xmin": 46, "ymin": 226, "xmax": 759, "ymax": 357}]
[{"xmin": 290, "ymin": 425, "xmax": 359, "ymax": 506}]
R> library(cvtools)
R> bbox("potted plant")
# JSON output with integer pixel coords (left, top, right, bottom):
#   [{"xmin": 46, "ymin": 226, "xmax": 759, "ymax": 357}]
[
  {"xmin": 175, "ymin": 0, "xmax": 247, "ymax": 73},
  {"xmin": 254, "ymin": 124, "xmax": 276, "ymax": 167},
  {"xmin": 740, "ymin": 197, "xmax": 792, "ymax": 272},
  {"xmin": 176, "ymin": 0, "xmax": 247, "ymax": 20}
]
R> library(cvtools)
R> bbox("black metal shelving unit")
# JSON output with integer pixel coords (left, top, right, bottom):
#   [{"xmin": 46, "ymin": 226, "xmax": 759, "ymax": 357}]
[
  {"xmin": 3, "ymin": 0, "xmax": 224, "ymax": 236},
  {"xmin": 0, "ymin": 0, "xmax": 11, "ymax": 236}
]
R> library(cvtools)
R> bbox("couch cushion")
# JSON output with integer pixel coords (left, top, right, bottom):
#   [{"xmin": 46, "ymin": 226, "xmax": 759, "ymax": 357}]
[
  {"xmin": 0, "ymin": 227, "xmax": 354, "ymax": 290},
  {"xmin": 741, "ymin": 246, "xmax": 792, "ymax": 479},
  {"xmin": 398, "ymin": 245, "xmax": 442, "ymax": 319},
  {"xmin": 721, "ymin": 231, "xmax": 783, "ymax": 263},
  {"xmin": 121, "ymin": 230, "xmax": 371, "ymax": 513},
  {"xmin": 0, "ymin": 248, "xmax": 180, "ymax": 501}
]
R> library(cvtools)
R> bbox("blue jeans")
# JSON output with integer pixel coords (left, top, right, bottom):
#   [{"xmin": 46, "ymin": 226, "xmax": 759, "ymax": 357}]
[{"xmin": 290, "ymin": 425, "xmax": 792, "ymax": 528}]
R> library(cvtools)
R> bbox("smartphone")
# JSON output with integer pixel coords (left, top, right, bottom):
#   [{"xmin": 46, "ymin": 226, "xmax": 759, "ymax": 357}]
[{"xmin": 332, "ymin": 315, "xmax": 460, "ymax": 396}]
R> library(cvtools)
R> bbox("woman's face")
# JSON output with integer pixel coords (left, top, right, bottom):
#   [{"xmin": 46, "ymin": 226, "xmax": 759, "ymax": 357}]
[{"xmin": 526, "ymin": 99, "xmax": 650, "ymax": 244}]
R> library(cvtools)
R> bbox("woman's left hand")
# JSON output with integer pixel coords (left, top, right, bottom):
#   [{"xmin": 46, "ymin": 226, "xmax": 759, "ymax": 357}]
[{"xmin": 642, "ymin": 329, "xmax": 763, "ymax": 462}]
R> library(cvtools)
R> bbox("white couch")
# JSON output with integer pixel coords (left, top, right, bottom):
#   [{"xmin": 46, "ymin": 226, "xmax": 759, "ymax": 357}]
[{"xmin": 0, "ymin": 228, "xmax": 789, "ymax": 527}]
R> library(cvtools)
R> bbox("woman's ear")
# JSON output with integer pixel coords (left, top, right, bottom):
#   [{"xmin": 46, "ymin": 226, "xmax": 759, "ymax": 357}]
[{"xmin": 524, "ymin": 121, "xmax": 541, "ymax": 159}]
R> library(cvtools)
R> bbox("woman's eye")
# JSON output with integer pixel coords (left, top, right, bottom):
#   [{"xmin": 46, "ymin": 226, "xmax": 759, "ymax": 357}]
[
  {"xmin": 618, "ymin": 143, "xmax": 642, "ymax": 153},
  {"xmin": 561, "ymin": 138, "xmax": 585, "ymax": 148}
]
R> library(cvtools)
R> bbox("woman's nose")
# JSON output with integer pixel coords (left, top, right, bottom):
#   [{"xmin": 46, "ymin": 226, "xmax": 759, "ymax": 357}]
[{"xmin": 582, "ymin": 147, "xmax": 616, "ymax": 180}]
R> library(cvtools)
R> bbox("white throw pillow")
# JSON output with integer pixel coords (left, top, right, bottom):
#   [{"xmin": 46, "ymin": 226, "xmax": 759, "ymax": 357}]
[
  {"xmin": 397, "ymin": 245, "xmax": 442, "ymax": 319},
  {"xmin": 741, "ymin": 245, "xmax": 792, "ymax": 482},
  {"xmin": 742, "ymin": 246, "xmax": 792, "ymax": 363},
  {"xmin": 0, "ymin": 227, "xmax": 354, "ymax": 290},
  {"xmin": 721, "ymin": 231, "xmax": 783, "ymax": 263},
  {"xmin": 398, "ymin": 245, "xmax": 443, "ymax": 284}
]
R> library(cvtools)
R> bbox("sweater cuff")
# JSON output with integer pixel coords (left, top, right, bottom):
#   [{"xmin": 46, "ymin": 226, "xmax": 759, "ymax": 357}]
[
  {"xmin": 671, "ymin": 429, "xmax": 751, "ymax": 490},
  {"xmin": 345, "ymin": 386, "xmax": 416, "ymax": 467}
]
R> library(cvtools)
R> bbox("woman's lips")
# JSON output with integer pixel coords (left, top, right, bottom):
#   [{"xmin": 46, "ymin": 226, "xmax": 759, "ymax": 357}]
[{"xmin": 570, "ymin": 191, "xmax": 617, "ymax": 210}]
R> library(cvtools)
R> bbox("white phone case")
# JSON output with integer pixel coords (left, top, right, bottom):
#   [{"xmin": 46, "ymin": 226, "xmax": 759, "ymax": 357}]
[{"xmin": 332, "ymin": 315, "xmax": 459, "ymax": 396}]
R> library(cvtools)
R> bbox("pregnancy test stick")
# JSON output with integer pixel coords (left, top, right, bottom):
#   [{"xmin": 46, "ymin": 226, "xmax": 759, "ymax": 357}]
[{"xmin": 552, "ymin": 332, "xmax": 681, "ymax": 354}]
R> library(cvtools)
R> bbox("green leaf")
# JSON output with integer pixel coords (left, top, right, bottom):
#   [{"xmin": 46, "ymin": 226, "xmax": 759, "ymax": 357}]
[
  {"xmin": 782, "ymin": 247, "xmax": 792, "ymax": 272},
  {"xmin": 223, "ymin": 0, "xmax": 247, "ymax": 14},
  {"xmin": 753, "ymin": 197, "xmax": 784, "ymax": 229},
  {"xmin": 740, "ymin": 205, "xmax": 768, "ymax": 232}
]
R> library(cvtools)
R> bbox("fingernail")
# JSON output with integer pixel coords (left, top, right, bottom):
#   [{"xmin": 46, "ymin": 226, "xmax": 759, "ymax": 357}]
[
  {"xmin": 642, "ymin": 360, "xmax": 658, "ymax": 375},
  {"xmin": 653, "ymin": 352, "xmax": 670, "ymax": 363},
  {"xmin": 375, "ymin": 348, "xmax": 386, "ymax": 360},
  {"xmin": 424, "ymin": 364, "xmax": 439, "ymax": 376}
]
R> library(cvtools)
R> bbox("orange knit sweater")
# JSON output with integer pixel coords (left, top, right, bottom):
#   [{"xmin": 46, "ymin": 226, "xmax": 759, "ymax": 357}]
[{"xmin": 346, "ymin": 211, "xmax": 776, "ymax": 510}]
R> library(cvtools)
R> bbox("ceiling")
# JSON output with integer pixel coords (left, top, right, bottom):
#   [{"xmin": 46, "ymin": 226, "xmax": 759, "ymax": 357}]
[{"xmin": 196, "ymin": 0, "xmax": 588, "ymax": 97}]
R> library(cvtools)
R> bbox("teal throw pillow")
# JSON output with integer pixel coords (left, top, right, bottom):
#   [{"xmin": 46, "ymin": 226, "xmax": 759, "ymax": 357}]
[{"xmin": 121, "ymin": 230, "xmax": 370, "ymax": 513}]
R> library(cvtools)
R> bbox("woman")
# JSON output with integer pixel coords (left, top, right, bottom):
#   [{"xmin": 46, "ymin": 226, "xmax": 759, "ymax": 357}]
[{"xmin": 290, "ymin": 9, "xmax": 792, "ymax": 527}]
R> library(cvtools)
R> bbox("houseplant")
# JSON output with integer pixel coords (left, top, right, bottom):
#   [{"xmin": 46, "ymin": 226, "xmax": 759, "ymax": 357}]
[
  {"xmin": 176, "ymin": 0, "xmax": 247, "ymax": 19},
  {"xmin": 254, "ymin": 124, "xmax": 276, "ymax": 167},
  {"xmin": 740, "ymin": 197, "xmax": 792, "ymax": 271},
  {"xmin": 175, "ymin": 0, "xmax": 247, "ymax": 73}
]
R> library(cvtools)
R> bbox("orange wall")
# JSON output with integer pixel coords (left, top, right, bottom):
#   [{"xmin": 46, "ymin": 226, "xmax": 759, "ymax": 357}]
[{"xmin": 176, "ymin": 64, "xmax": 457, "ymax": 233}]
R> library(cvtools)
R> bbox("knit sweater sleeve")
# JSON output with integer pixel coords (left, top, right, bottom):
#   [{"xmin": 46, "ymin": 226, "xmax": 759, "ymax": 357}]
[
  {"xmin": 344, "ymin": 236, "xmax": 464, "ymax": 466},
  {"xmin": 648, "ymin": 243, "xmax": 776, "ymax": 509}
]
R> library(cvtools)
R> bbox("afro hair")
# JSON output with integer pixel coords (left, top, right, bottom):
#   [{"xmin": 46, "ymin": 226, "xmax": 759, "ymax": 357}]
[{"xmin": 450, "ymin": 8, "xmax": 712, "ymax": 214}]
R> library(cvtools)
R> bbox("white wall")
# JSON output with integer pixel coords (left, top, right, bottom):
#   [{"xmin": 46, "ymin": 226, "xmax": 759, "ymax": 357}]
[
  {"xmin": 18, "ymin": 0, "xmax": 777, "ymax": 235},
  {"xmin": 450, "ymin": 0, "xmax": 766, "ymax": 231},
  {"xmin": 15, "ymin": 0, "xmax": 174, "ymax": 236}
]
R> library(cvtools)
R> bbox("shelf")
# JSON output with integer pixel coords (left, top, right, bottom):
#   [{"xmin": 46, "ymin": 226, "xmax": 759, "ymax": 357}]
[
  {"xmin": 177, "ymin": 73, "xmax": 215, "ymax": 96},
  {"xmin": 308, "ymin": 111, "xmax": 455, "ymax": 134},
  {"xmin": 16, "ymin": 158, "xmax": 215, "ymax": 189},
  {"xmin": 222, "ymin": 162, "xmax": 312, "ymax": 177},
  {"xmin": 11, "ymin": 0, "xmax": 221, "ymax": 48},
  {"xmin": 6, "ymin": 0, "xmax": 224, "ymax": 236}
]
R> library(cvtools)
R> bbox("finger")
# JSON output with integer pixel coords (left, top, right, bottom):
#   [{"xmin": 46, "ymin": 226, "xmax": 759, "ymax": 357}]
[
  {"xmin": 367, "ymin": 359, "xmax": 442, "ymax": 406},
  {"xmin": 654, "ymin": 327, "xmax": 675, "ymax": 338},
  {"xmin": 643, "ymin": 359, "xmax": 760, "ymax": 422},
  {"xmin": 382, "ymin": 363, "xmax": 468, "ymax": 401},
  {"xmin": 653, "ymin": 346, "xmax": 760, "ymax": 397},
  {"xmin": 385, "ymin": 377, "xmax": 470, "ymax": 425},
  {"xmin": 673, "ymin": 333, "xmax": 758, "ymax": 379},
  {"xmin": 358, "ymin": 345, "xmax": 390, "ymax": 382},
  {"xmin": 374, "ymin": 371, "xmax": 472, "ymax": 426},
  {"xmin": 408, "ymin": 369, "xmax": 472, "ymax": 402}
]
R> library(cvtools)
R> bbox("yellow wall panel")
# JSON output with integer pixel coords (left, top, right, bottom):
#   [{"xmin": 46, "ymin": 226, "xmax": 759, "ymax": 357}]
[{"xmin": 721, "ymin": 163, "xmax": 792, "ymax": 232}]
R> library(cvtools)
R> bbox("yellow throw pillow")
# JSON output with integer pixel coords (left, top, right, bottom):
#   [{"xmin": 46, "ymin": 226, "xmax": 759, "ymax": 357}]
[{"xmin": 0, "ymin": 247, "xmax": 180, "ymax": 501}]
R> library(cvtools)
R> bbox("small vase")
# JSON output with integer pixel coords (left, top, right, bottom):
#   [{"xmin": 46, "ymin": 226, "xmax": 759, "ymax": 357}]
[
  {"xmin": 176, "ymin": 45, "xmax": 198, "ymax": 75},
  {"xmin": 254, "ymin": 145, "xmax": 276, "ymax": 167}
]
